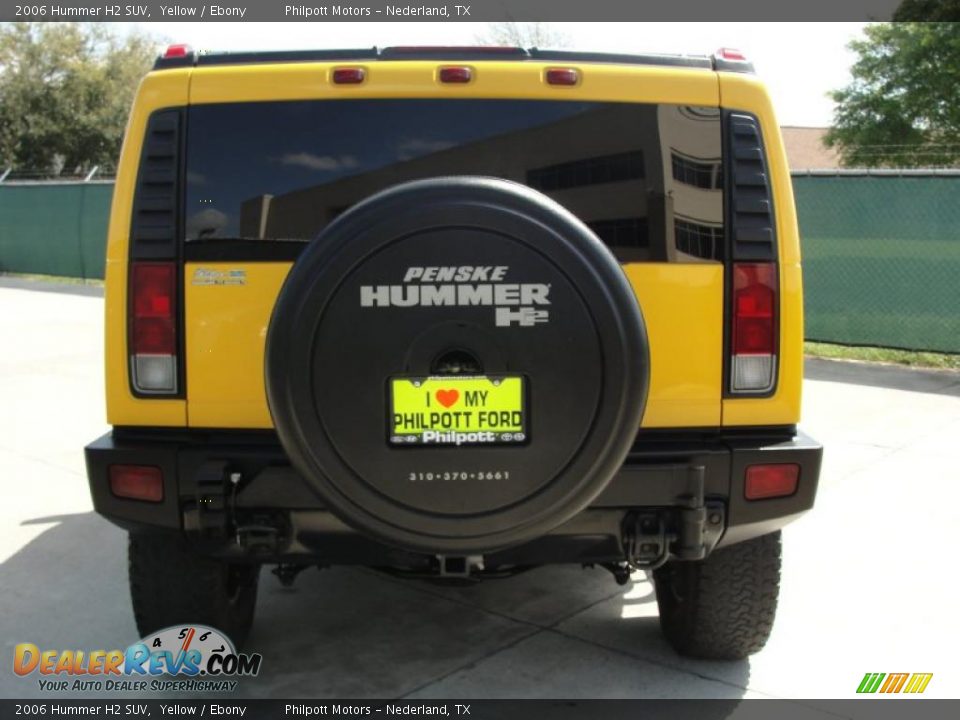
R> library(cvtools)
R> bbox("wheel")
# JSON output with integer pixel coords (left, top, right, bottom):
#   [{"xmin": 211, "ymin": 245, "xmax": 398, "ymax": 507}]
[
  {"xmin": 266, "ymin": 177, "xmax": 649, "ymax": 554},
  {"xmin": 128, "ymin": 533, "xmax": 259, "ymax": 648},
  {"xmin": 653, "ymin": 531, "xmax": 782, "ymax": 660}
]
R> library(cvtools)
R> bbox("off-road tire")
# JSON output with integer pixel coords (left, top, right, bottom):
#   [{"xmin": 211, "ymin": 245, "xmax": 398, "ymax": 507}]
[
  {"xmin": 653, "ymin": 531, "xmax": 782, "ymax": 660},
  {"xmin": 266, "ymin": 176, "xmax": 649, "ymax": 554},
  {"xmin": 128, "ymin": 533, "xmax": 259, "ymax": 648}
]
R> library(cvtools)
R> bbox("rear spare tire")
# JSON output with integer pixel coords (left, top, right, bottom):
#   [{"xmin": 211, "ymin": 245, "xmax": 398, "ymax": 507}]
[{"xmin": 266, "ymin": 177, "xmax": 648, "ymax": 554}]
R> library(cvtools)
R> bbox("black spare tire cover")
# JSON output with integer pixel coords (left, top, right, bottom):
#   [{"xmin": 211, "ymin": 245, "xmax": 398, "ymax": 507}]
[{"xmin": 266, "ymin": 177, "xmax": 649, "ymax": 554}]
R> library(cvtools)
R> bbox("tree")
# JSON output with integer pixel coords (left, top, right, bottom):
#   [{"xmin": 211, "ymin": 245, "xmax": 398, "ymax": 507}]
[
  {"xmin": 475, "ymin": 22, "xmax": 571, "ymax": 49},
  {"xmin": 0, "ymin": 23, "xmax": 159, "ymax": 176},
  {"xmin": 825, "ymin": 23, "xmax": 960, "ymax": 168},
  {"xmin": 893, "ymin": 0, "xmax": 960, "ymax": 21}
]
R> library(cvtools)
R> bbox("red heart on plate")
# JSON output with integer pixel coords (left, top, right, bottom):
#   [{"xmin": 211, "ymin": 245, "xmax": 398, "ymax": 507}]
[{"xmin": 436, "ymin": 389, "xmax": 459, "ymax": 408}]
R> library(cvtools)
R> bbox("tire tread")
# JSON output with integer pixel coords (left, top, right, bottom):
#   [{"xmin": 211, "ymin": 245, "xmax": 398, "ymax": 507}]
[{"xmin": 653, "ymin": 531, "xmax": 781, "ymax": 660}]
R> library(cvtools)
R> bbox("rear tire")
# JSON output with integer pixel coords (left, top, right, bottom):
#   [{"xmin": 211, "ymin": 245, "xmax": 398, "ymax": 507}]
[
  {"xmin": 653, "ymin": 531, "xmax": 781, "ymax": 660},
  {"xmin": 128, "ymin": 533, "xmax": 259, "ymax": 648}
]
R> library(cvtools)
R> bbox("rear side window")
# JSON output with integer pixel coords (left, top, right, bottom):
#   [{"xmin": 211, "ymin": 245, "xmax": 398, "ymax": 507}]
[{"xmin": 184, "ymin": 99, "xmax": 723, "ymax": 262}]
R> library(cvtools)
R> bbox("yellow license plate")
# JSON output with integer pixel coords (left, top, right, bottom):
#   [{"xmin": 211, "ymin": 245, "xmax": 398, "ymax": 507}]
[{"xmin": 390, "ymin": 376, "xmax": 526, "ymax": 445}]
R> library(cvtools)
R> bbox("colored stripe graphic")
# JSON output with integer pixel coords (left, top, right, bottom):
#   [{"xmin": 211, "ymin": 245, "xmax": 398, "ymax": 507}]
[
  {"xmin": 904, "ymin": 673, "xmax": 933, "ymax": 694},
  {"xmin": 880, "ymin": 673, "xmax": 909, "ymax": 693},
  {"xmin": 857, "ymin": 673, "xmax": 885, "ymax": 693},
  {"xmin": 857, "ymin": 672, "xmax": 932, "ymax": 694}
]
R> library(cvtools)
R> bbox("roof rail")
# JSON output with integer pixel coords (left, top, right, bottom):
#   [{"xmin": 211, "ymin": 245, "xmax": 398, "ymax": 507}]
[{"xmin": 153, "ymin": 45, "xmax": 754, "ymax": 73}]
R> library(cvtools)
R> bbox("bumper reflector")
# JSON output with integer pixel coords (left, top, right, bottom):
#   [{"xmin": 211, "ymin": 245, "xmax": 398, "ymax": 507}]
[
  {"xmin": 109, "ymin": 465, "xmax": 164, "ymax": 502},
  {"xmin": 745, "ymin": 463, "xmax": 799, "ymax": 500}
]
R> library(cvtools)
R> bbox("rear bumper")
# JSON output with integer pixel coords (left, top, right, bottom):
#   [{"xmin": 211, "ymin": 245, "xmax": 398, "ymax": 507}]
[{"xmin": 85, "ymin": 426, "xmax": 821, "ymax": 566}]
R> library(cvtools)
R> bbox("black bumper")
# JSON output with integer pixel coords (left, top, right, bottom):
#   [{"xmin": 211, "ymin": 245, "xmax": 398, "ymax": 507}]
[{"xmin": 85, "ymin": 426, "xmax": 821, "ymax": 566}]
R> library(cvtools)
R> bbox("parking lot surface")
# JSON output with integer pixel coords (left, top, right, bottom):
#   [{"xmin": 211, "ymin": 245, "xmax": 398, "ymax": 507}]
[{"xmin": 1, "ymin": 279, "xmax": 958, "ymax": 700}]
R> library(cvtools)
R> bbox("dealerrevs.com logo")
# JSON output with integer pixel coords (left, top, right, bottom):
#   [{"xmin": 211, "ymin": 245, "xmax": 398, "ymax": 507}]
[{"xmin": 14, "ymin": 625, "xmax": 262, "ymax": 693}]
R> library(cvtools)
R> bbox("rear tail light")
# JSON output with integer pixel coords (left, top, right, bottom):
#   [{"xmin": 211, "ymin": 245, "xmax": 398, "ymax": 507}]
[
  {"xmin": 545, "ymin": 67, "xmax": 579, "ymax": 86},
  {"xmin": 110, "ymin": 465, "xmax": 164, "ymax": 502},
  {"xmin": 130, "ymin": 262, "xmax": 178, "ymax": 394},
  {"xmin": 730, "ymin": 262, "xmax": 777, "ymax": 393},
  {"xmin": 439, "ymin": 66, "xmax": 473, "ymax": 84},
  {"xmin": 745, "ymin": 463, "xmax": 799, "ymax": 500}
]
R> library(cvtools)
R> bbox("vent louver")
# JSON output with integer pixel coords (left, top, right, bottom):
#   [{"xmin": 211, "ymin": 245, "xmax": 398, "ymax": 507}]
[
  {"xmin": 726, "ymin": 112, "xmax": 776, "ymax": 262},
  {"xmin": 130, "ymin": 110, "xmax": 181, "ymax": 260}
]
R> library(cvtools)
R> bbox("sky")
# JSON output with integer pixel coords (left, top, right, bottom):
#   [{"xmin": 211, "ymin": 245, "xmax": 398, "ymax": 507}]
[{"xmin": 126, "ymin": 22, "xmax": 868, "ymax": 127}]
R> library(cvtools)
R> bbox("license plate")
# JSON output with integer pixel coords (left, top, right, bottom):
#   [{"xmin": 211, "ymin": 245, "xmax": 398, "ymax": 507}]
[{"xmin": 389, "ymin": 376, "xmax": 526, "ymax": 445}]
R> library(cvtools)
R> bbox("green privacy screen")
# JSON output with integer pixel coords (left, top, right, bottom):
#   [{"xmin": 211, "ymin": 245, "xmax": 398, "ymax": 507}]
[
  {"xmin": 0, "ymin": 182, "xmax": 112, "ymax": 280},
  {"xmin": 793, "ymin": 175, "xmax": 960, "ymax": 353},
  {"xmin": 1, "ymin": 177, "xmax": 958, "ymax": 352}
]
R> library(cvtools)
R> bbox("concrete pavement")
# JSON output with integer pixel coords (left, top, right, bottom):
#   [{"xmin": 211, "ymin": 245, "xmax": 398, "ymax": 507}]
[{"xmin": 1, "ymin": 280, "xmax": 958, "ymax": 700}]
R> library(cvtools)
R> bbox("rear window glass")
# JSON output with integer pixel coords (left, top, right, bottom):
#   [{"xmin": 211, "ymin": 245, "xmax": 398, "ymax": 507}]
[{"xmin": 185, "ymin": 99, "xmax": 723, "ymax": 262}]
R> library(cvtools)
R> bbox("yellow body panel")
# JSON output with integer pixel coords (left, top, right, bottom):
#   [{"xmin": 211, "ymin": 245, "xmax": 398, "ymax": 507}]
[
  {"xmin": 718, "ymin": 73, "xmax": 803, "ymax": 426},
  {"xmin": 625, "ymin": 264, "xmax": 724, "ymax": 427},
  {"xmin": 105, "ymin": 70, "xmax": 191, "ymax": 427},
  {"xmin": 184, "ymin": 263, "xmax": 290, "ymax": 428},
  {"xmin": 189, "ymin": 61, "xmax": 720, "ymax": 106},
  {"xmin": 107, "ymin": 60, "xmax": 803, "ymax": 431},
  {"xmin": 183, "ymin": 262, "xmax": 724, "ymax": 430}
]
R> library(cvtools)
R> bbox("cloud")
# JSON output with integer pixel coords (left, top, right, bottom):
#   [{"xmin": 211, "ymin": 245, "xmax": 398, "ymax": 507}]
[
  {"xmin": 186, "ymin": 208, "xmax": 228, "ymax": 239},
  {"xmin": 279, "ymin": 153, "xmax": 359, "ymax": 171}
]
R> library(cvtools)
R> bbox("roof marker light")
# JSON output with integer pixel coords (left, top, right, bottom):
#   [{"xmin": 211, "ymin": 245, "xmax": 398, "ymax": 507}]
[
  {"xmin": 439, "ymin": 66, "xmax": 473, "ymax": 84},
  {"xmin": 545, "ymin": 67, "xmax": 579, "ymax": 86},
  {"xmin": 332, "ymin": 67, "xmax": 366, "ymax": 84}
]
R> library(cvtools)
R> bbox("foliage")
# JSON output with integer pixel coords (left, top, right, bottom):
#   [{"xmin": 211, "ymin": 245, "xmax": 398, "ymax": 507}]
[
  {"xmin": 805, "ymin": 342, "xmax": 960, "ymax": 370},
  {"xmin": 893, "ymin": 0, "xmax": 960, "ymax": 21},
  {"xmin": 475, "ymin": 22, "xmax": 571, "ymax": 49},
  {"xmin": 825, "ymin": 22, "xmax": 960, "ymax": 167},
  {"xmin": 0, "ymin": 23, "xmax": 158, "ymax": 175}
]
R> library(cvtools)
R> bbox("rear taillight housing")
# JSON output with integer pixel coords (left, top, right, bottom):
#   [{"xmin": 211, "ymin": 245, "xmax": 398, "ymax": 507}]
[
  {"xmin": 130, "ymin": 262, "xmax": 178, "ymax": 394},
  {"xmin": 730, "ymin": 262, "xmax": 777, "ymax": 393}
]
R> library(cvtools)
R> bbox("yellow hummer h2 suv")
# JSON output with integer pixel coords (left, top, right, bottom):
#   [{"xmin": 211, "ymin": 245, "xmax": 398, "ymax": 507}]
[{"xmin": 85, "ymin": 45, "xmax": 821, "ymax": 659}]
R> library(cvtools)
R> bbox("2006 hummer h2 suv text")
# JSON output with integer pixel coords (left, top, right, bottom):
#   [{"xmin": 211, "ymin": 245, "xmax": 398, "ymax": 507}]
[{"xmin": 85, "ymin": 45, "xmax": 821, "ymax": 659}]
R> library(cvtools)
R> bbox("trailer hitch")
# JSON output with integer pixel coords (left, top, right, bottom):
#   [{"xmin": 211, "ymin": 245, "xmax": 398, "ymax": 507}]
[{"xmin": 617, "ymin": 465, "xmax": 726, "ymax": 575}]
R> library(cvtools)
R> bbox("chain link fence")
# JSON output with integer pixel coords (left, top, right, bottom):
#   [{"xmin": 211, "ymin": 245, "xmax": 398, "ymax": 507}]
[
  {"xmin": 793, "ymin": 172, "xmax": 960, "ymax": 354},
  {"xmin": 1, "ymin": 173, "xmax": 958, "ymax": 353},
  {"xmin": 0, "ymin": 181, "xmax": 112, "ymax": 280}
]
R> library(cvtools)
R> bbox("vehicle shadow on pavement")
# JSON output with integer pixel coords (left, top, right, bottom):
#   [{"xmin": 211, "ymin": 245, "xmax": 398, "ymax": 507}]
[{"xmin": 0, "ymin": 512, "xmax": 750, "ymax": 699}]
